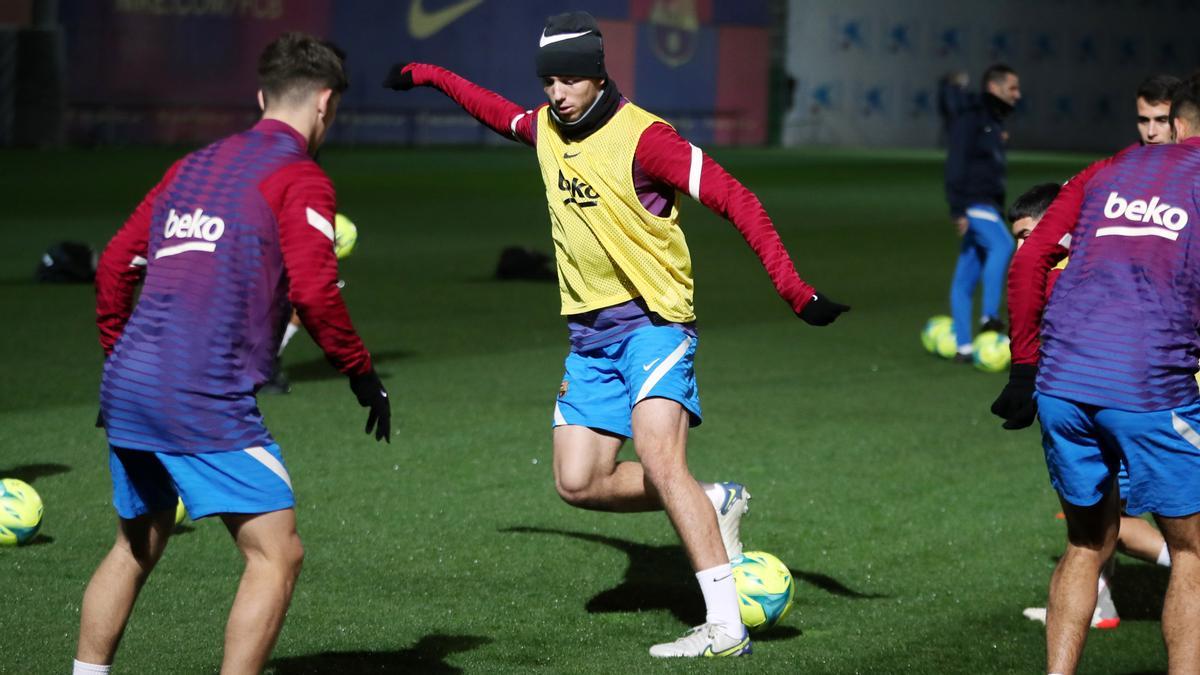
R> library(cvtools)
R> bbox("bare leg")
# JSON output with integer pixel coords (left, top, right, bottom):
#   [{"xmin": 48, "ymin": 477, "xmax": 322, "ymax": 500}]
[
  {"xmin": 76, "ymin": 508, "xmax": 177, "ymax": 665},
  {"xmin": 1153, "ymin": 513, "xmax": 1200, "ymax": 674},
  {"xmin": 219, "ymin": 509, "xmax": 304, "ymax": 675},
  {"xmin": 553, "ymin": 424, "xmax": 660, "ymax": 512},
  {"xmin": 1118, "ymin": 514, "xmax": 1167, "ymax": 564},
  {"xmin": 631, "ymin": 397, "xmax": 726, "ymax": 572},
  {"xmin": 1046, "ymin": 485, "xmax": 1120, "ymax": 675}
]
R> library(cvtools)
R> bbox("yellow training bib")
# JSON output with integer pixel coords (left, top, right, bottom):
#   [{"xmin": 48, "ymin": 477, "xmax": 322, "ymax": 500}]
[{"xmin": 535, "ymin": 103, "xmax": 695, "ymax": 322}]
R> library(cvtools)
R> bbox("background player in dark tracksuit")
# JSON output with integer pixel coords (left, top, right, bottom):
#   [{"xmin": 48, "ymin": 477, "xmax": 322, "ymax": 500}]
[
  {"xmin": 944, "ymin": 64, "xmax": 1021, "ymax": 361},
  {"xmin": 994, "ymin": 78, "xmax": 1200, "ymax": 674},
  {"xmin": 74, "ymin": 34, "xmax": 390, "ymax": 675}
]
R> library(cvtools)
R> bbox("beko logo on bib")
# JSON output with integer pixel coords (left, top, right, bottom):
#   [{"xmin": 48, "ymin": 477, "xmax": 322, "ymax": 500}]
[
  {"xmin": 1097, "ymin": 191, "xmax": 1189, "ymax": 240},
  {"xmin": 156, "ymin": 208, "xmax": 225, "ymax": 259}
]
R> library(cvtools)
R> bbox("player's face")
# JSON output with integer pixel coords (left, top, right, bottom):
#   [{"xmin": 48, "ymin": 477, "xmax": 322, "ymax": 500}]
[
  {"xmin": 1012, "ymin": 216, "xmax": 1037, "ymax": 249},
  {"xmin": 543, "ymin": 76, "xmax": 604, "ymax": 123},
  {"xmin": 1136, "ymin": 97, "xmax": 1172, "ymax": 145},
  {"xmin": 988, "ymin": 73, "xmax": 1021, "ymax": 107}
]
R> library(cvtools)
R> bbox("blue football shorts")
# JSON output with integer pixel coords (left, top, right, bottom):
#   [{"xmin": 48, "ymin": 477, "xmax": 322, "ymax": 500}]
[
  {"xmin": 109, "ymin": 444, "xmax": 295, "ymax": 520},
  {"xmin": 552, "ymin": 325, "xmax": 702, "ymax": 438},
  {"xmin": 1037, "ymin": 392, "xmax": 1200, "ymax": 517}
]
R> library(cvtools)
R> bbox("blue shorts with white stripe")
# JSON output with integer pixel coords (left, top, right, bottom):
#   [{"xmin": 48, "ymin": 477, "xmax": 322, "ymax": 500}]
[
  {"xmin": 109, "ymin": 443, "xmax": 295, "ymax": 520},
  {"xmin": 553, "ymin": 325, "xmax": 702, "ymax": 438}
]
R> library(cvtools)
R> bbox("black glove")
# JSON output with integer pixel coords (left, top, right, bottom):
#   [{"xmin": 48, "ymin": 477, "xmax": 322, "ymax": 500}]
[
  {"xmin": 797, "ymin": 292, "xmax": 850, "ymax": 326},
  {"xmin": 991, "ymin": 363, "xmax": 1038, "ymax": 430},
  {"xmin": 349, "ymin": 370, "xmax": 391, "ymax": 443},
  {"xmin": 383, "ymin": 63, "xmax": 415, "ymax": 91}
]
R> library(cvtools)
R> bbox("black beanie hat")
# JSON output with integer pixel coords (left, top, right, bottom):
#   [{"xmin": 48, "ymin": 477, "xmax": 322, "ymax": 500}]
[{"xmin": 535, "ymin": 11, "xmax": 606, "ymax": 79}]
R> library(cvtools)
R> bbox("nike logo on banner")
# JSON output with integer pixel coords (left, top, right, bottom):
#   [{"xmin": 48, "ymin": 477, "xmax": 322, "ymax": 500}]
[
  {"xmin": 409, "ymin": 0, "xmax": 484, "ymax": 40},
  {"xmin": 563, "ymin": 151, "xmax": 580, "ymax": 159},
  {"xmin": 642, "ymin": 358, "xmax": 661, "ymax": 372},
  {"xmin": 539, "ymin": 29, "xmax": 592, "ymax": 48}
]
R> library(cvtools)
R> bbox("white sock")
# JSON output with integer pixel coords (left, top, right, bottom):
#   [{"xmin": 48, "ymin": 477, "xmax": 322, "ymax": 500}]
[
  {"xmin": 277, "ymin": 321, "xmax": 300, "ymax": 356},
  {"xmin": 1097, "ymin": 572, "xmax": 1109, "ymax": 593},
  {"xmin": 72, "ymin": 660, "xmax": 112, "ymax": 675},
  {"xmin": 956, "ymin": 344, "xmax": 974, "ymax": 356},
  {"xmin": 1158, "ymin": 543, "xmax": 1172, "ymax": 567},
  {"xmin": 701, "ymin": 482, "xmax": 724, "ymax": 511},
  {"xmin": 696, "ymin": 563, "xmax": 743, "ymax": 636}
]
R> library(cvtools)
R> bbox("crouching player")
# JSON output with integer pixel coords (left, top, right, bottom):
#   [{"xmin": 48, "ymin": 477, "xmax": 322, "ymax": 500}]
[
  {"xmin": 383, "ymin": 11, "xmax": 848, "ymax": 658},
  {"xmin": 993, "ymin": 79, "xmax": 1200, "ymax": 674},
  {"xmin": 74, "ymin": 33, "xmax": 391, "ymax": 675}
]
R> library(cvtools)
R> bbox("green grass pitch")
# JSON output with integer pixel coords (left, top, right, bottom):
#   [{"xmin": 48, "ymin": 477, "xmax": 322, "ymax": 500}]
[{"xmin": 0, "ymin": 145, "xmax": 1171, "ymax": 673}]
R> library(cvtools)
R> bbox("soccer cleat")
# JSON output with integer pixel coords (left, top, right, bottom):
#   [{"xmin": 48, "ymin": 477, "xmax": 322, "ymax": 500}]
[
  {"xmin": 952, "ymin": 352, "xmax": 974, "ymax": 364},
  {"xmin": 648, "ymin": 623, "xmax": 751, "ymax": 658},
  {"xmin": 980, "ymin": 317, "xmax": 1007, "ymax": 334},
  {"xmin": 1021, "ymin": 607, "xmax": 1120, "ymax": 630},
  {"xmin": 713, "ymin": 482, "xmax": 750, "ymax": 562},
  {"xmin": 260, "ymin": 357, "xmax": 291, "ymax": 395}
]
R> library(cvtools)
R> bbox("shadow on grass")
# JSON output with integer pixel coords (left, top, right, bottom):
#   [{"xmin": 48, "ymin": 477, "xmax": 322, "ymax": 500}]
[
  {"xmin": 282, "ymin": 349, "xmax": 416, "ymax": 383},
  {"xmin": 23, "ymin": 533, "xmax": 54, "ymax": 545},
  {"xmin": 502, "ymin": 526, "xmax": 884, "ymax": 628},
  {"xmin": 1110, "ymin": 562, "xmax": 1169, "ymax": 621},
  {"xmin": 0, "ymin": 462, "xmax": 71, "ymax": 483},
  {"xmin": 266, "ymin": 633, "xmax": 491, "ymax": 674}
]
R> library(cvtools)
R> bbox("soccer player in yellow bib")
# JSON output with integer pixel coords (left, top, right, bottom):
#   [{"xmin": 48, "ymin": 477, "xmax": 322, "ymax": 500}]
[{"xmin": 385, "ymin": 11, "xmax": 848, "ymax": 657}]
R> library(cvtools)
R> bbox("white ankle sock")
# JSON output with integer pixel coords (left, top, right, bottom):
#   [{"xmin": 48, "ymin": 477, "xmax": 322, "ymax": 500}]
[
  {"xmin": 696, "ymin": 563, "xmax": 743, "ymax": 636},
  {"xmin": 72, "ymin": 660, "xmax": 112, "ymax": 675},
  {"xmin": 277, "ymin": 321, "xmax": 299, "ymax": 356},
  {"xmin": 1158, "ymin": 543, "xmax": 1172, "ymax": 567},
  {"xmin": 701, "ymin": 482, "xmax": 724, "ymax": 511}
]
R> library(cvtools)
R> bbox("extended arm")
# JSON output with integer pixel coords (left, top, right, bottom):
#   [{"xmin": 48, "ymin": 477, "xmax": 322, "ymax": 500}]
[
  {"xmin": 634, "ymin": 123, "xmax": 846, "ymax": 324},
  {"xmin": 263, "ymin": 162, "xmax": 390, "ymax": 441},
  {"xmin": 384, "ymin": 63, "xmax": 538, "ymax": 146},
  {"xmin": 96, "ymin": 160, "xmax": 182, "ymax": 355}
]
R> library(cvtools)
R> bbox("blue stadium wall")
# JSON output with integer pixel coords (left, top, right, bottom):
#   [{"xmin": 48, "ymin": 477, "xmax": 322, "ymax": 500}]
[
  {"xmin": 61, "ymin": 0, "xmax": 773, "ymax": 146},
  {"xmin": 783, "ymin": 0, "xmax": 1199, "ymax": 152}
]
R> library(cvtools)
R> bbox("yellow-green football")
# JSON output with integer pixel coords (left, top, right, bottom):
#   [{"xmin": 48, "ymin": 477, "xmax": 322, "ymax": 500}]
[
  {"xmin": 921, "ymin": 315, "xmax": 954, "ymax": 356},
  {"xmin": 972, "ymin": 331, "xmax": 1011, "ymax": 373},
  {"xmin": 733, "ymin": 550, "xmax": 795, "ymax": 632},
  {"xmin": 175, "ymin": 497, "xmax": 188, "ymax": 527},
  {"xmin": 0, "ymin": 478, "xmax": 43, "ymax": 546},
  {"xmin": 334, "ymin": 213, "xmax": 358, "ymax": 260}
]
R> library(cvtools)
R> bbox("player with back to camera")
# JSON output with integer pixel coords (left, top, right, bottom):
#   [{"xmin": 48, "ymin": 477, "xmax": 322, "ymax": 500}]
[
  {"xmin": 1016, "ymin": 74, "xmax": 1180, "ymax": 633},
  {"xmin": 74, "ymin": 33, "xmax": 391, "ymax": 675},
  {"xmin": 383, "ymin": 11, "xmax": 848, "ymax": 658},
  {"xmin": 944, "ymin": 64, "xmax": 1021, "ymax": 362},
  {"xmin": 993, "ymin": 76, "xmax": 1200, "ymax": 674}
]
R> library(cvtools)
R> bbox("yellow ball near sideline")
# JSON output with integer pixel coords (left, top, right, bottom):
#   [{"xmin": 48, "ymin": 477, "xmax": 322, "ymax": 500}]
[
  {"xmin": 921, "ymin": 315, "xmax": 954, "ymax": 357},
  {"xmin": 0, "ymin": 478, "xmax": 44, "ymax": 546},
  {"xmin": 973, "ymin": 331, "xmax": 1011, "ymax": 373},
  {"xmin": 334, "ymin": 213, "xmax": 358, "ymax": 260}
]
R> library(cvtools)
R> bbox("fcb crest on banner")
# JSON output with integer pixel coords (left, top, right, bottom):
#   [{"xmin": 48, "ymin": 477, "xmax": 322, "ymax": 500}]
[{"xmin": 649, "ymin": 0, "xmax": 700, "ymax": 68}]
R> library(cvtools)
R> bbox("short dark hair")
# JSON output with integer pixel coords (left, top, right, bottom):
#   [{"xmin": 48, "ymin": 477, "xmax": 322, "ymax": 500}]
[
  {"xmin": 257, "ymin": 32, "xmax": 348, "ymax": 109},
  {"xmin": 982, "ymin": 63, "xmax": 1016, "ymax": 91},
  {"xmin": 1008, "ymin": 182, "xmax": 1061, "ymax": 224},
  {"xmin": 1169, "ymin": 75, "xmax": 1200, "ymax": 130},
  {"xmin": 1137, "ymin": 74, "xmax": 1181, "ymax": 104}
]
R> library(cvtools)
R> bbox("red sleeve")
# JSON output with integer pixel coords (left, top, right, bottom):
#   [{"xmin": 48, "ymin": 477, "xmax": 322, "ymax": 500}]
[
  {"xmin": 261, "ymin": 161, "xmax": 372, "ymax": 376},
  {"xmin": 96, "ymin": 159, "xmax": 182, "ymax": 355},
  {"xmin": 405, "ymin": 63, "xmax": 538, "ymax": 146},
  {"xmin": 1008, "ymin": 156, "xmax": 1111, "ymax": 365},
  {"xmin": 634, "ymin": 122, "xmax": 816, "ymax": 313}
]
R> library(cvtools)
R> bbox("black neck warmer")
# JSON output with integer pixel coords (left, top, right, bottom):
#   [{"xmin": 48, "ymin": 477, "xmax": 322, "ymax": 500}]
[
  {"xmin": 983, "ymin": 92, "xmax": 1015, "ymax": 121},
  {"xmin": 549, "ymin": 79, "xmax": 622, "ymax": 142}
]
